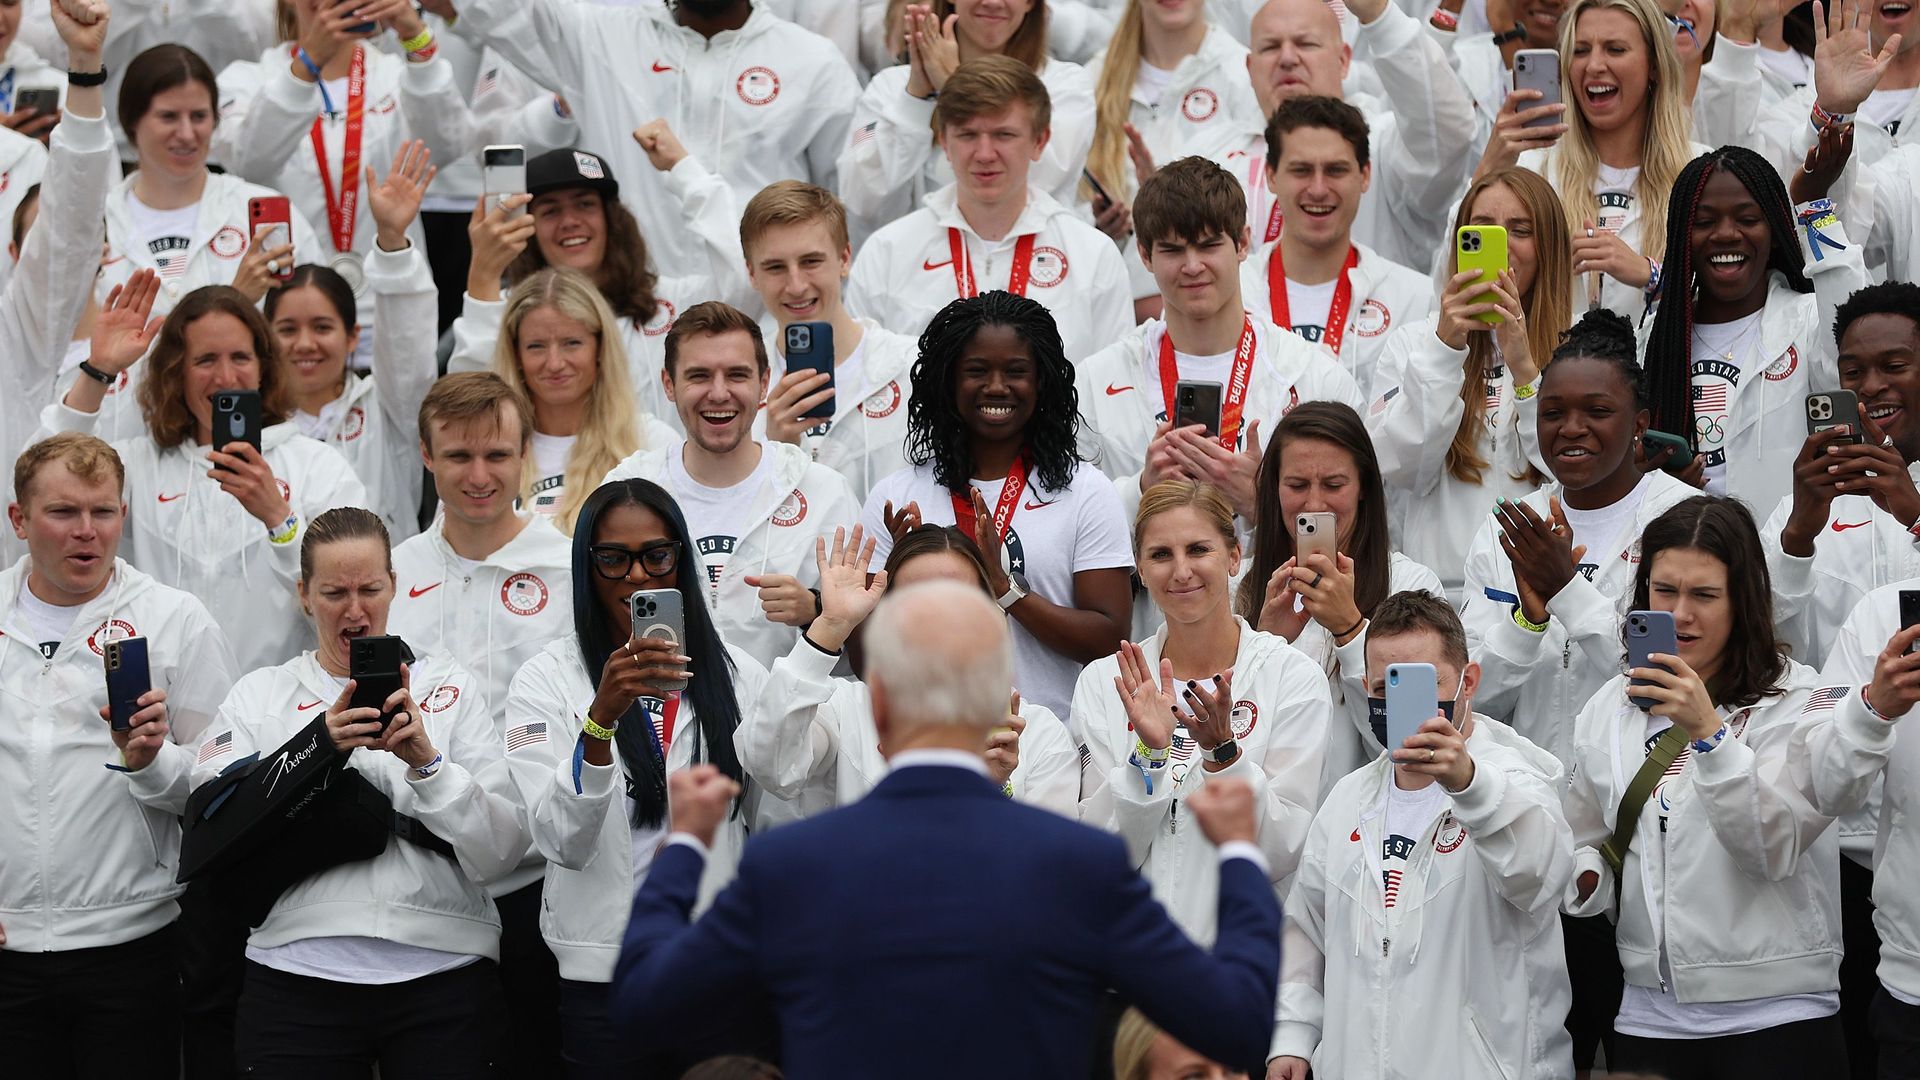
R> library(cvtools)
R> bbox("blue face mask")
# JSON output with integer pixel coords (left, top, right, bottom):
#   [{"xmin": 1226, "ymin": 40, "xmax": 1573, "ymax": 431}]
[{"xmin": 1367, "ymin": 673, "xmax": 1466, "ymax": 750}]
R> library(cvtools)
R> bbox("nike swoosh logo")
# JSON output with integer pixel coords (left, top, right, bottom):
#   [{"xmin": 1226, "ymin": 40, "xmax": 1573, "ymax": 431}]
[
  {"xmin": 296, "ymin": 700, "xmax": 323, "ymax": 711},
  {"xmin": 1832, "ymin": 520, "xmax": 1870, "ymax": 532},
  {"xmin": 1105, "ymin": 384, "xmax": 1134, "ymax": 396},
  {"xmin": 1023, "ymin": 500, "xmax": 1050, "ymax": 511},
  {"xmin": 157, "ymin": 492, "xmax": 185, "ymax": 503},
  {"xmin": 409, "ymin": 582, "xmax": 443, "ymax": 597},
  {"xmin": 651, "ymin": 61, "xmax": 674, "ymax": 72},
  {"xmin": 923, "ymin": 257, "xmax": 954, "ymax": 271}
]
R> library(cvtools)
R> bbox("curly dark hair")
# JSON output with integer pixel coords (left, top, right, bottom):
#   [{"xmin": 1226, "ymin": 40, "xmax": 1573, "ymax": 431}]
[
  {"xmin": 904, "ymin": 291, "xmax": 1084, "ymax": 494},
  {"xmin": 1643, "ymin": 146, "xmax": 1810, "ymax": 449},
  {"xmin": 1834, "ymin": 280, "xmax": 1920, "ymax": 347},
  {"xmin": 1550, "ymin": 308, "xmax": 1647, "ymax": 408},
  {"xmin": 507, "ymin": 190, "xmax": 660, "ymax": 326}
]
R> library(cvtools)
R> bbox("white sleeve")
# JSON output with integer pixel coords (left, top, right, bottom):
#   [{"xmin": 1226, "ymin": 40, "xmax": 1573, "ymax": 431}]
[
  {"xmin": 736, "ymin": 637, "xmax": 843, "ymax": 802},
  {"xmin": 446, "ymin": 292, "xmax": 508, "ymax": 374},
  {"xmin": 1272, "ymin": 816, "xmax": 1331, "ymax": 1064},
  {"xmin": 1560, "ymin": 695, "xmax": 1619, "ymax": 919},
  {"xmin": 405, "ymin": 676, "xmax": 528, "ymax": 885},
  {"xmin": 396, "ymin": 53, "xmax": 480, "ymax": 169},
  {"xmin": 367, "ymin": 244, "xmax": 440, "ymax": 440},
  {"xmin": 1, "ymin": 112, "xmax": 110, "ymax": 412},
  {"xmin": 445, "ymin": 0, "xmax": 597, "ymax": 102},
  {"xmin": 211, "ymin": 60, "xmax": 303, "ymax": 187},
  {"xmin": 502, "ymin": 655, "xmax": 616, "ymax": 871},
  {"xmin": 1790, "ymin": 687, "xmax": 1895, "ymax": 821},
  {"xmin": 1688, "ymin": 689, "xmax": 1840, "ymax": 882},
  {"xmin": 1072, "ymin": 662, "xmax": 1169, "ymax": 862},
  {"xmin": 835, "ymin": 67, "xmax": 935, "ymax": 226},
  {"xmin": 1446, "ymin": 745, "xmax": 1575, "ymax": 914},
  {"xmin": 1010, "ymin": 704, "xmax": 1081, "ymax": 817},
  {"xmin": 1367, "ymin": 324, "xmax": 1468, "ymax": 498},
  {"xmin": 1359, "ymin": 5, "xmax": 1481, "ymax": 233}
]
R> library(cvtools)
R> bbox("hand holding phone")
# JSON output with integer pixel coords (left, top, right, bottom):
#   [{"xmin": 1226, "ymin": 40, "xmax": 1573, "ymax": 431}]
[
  {"xmin": 1385, "ymin": 663, "xmax": 1438, "ymax": 751},
  {"xmin": 248, "ymin": 197, "xmax": 293, "ymax": 282},
  {"xmin": 1807, "ymin": 390, "xmax": 1866, "ymax": 444},
  {"xmin": 1511, "ymin": 51, "xmax": 1562, "ymax": 130},
  {"xmin": 1639, "ymin": 429, "xmax": 1695, "ymax": 473},
  {"xmin": 481, "ymin": 145, "xmax": 527, "ymax": 217},
  {"xmin": 1174, "ymin": 380, "xmax": 1224, "ymax": 439},
  {"xmin": 1625, "ymin": 610, "xmax": 1678, "ymax": 711},
  {"xmin": 1295, "ymin": 512, "xmax": 1337, "ymax": 565},
  {"xmin": 348, "ymin": 635, "xmax": 407, "ymax": 738},
  {"xmin": 105, "ymin": 637, "xmax": 152, "ymax": 732},
  {"xmin": 1456, "ymin": 226, "xmax": 1510, "ymax": 325},
  {"xmin": 629, "ymin": 590, "xmax": 689, "ymax": 693},
  {"xmin": 211, "ymin": 390, "xmax": 263, "ymax": 461},
  {"xmin": 782, "ymin": 322, "xmax": 836, "ymax": 421}
]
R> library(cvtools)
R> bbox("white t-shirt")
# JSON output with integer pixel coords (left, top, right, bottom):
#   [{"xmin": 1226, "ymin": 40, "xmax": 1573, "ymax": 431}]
[
  {"xmin": 1379, "ymin": 778, "xmax": 1448, "ymax": 909},
  {"xmin": 1283, "ymin": 278, "xmax": 1339, "ymax": 345},
  {"xmin": 1562, "ymin": 473, "xmax": 1651, "ymax": 583},
  {"xmin": 1136, "ymin": 61, "xmax": 1178, "ymax": 105},
  {"xmin": 1863, "ymin": 86, "xmax": 1917, "ymax": 136},
  {"xmin": 1613, "ymin": 715, "xmax": 1841, "ymax": 1037},
  {"xmin": 126, "ymin": 191, "xmax": 201, "ymax": 281},
  {"xmin": 15, "ymin": 577, "xmax": 81, "ymax": 659},
  {"xmin": 1593, "ymin": 163, "xmax": 1641, "ymax": 237},
  {"xmin": 775, "ymin": 334, "xmax": 868, "ymax": 441},
  {"xmin": 1690, "ymin": 310, "xmax": 1765, "ymax": 494},
  {"xmin": 528, "ymin": 431, "xmax": 576, "ymax": 517},
  {"xmin": 1757, "ymin": 45, "xmax": 1813, "ymax": 90},
  {"xmin": 1173, "ymin": 346, "xmax": 1237, "ymax": 390},
  {"xmin": 665, "ymin": 446, "xmax": 774, "ymax": 600},
  {"xmin": 860, "ymin": 460, "xmax": 1135, "ymax": 717}
]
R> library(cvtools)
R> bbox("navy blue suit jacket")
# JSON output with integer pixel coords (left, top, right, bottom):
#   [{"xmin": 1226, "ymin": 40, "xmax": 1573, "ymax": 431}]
[{"xmin": 612, "ymin": 764, "xmax": 1282, "ymax": 1078}]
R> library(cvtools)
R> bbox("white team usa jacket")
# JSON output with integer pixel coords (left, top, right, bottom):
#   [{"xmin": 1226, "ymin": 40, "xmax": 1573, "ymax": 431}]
[
  {"xmin": 740, "ymin": 636, "xmax": 1080, "ymax": 820},
  {"xmin": 772, "ymin": 319, "xmax": 917, "ymax": 503},
  {"xmin": 449, "ymin": 0, "xmax": 857, "ymax": 270},
  {"xmin": 1563, "ymin": 663, "xmax": 1845, "ymax": 1004},
  {"xmin": 0, "ymin": 124, "xmax": 47, "ymax": 298},
  {"xmin": 301, "ymin": 244, "xmax": 439, "ymax": 542},
  {"xmin": 192, "ymin": 650, "xmax": 523, "ymax": 959},
  {"xmin": 501, "ymin": 635, "xmax": 770, "ymax": 982},
  {"xmin": 1275, "ymin": 717, "xmax": 1575, "ymax": 1080},
  {"xmin": 1238, "ymin": 241, "xmax": 1433, "ymax": 397},
  {"xmin": 1803, "ymin": 581, "xmax": 1920, "ymax": 1000},
  {"xmin": 1087, "ymin": 26, "xmax": 1264, "ymax": 209},
  {"xmin": 837, "ymin": 59, "xmax": 1095, "ymax": 239},
  {"xmin": 604, "ymin": 439, "xmax": 859, "ymax": 670},
  {"xmin": 1072, "ymin": 618, "xmax": 1333, "ymax": 944},
  {"xmin": 846, "ymin": 185, "xmax": 1133, "ymax": 364},
  {"xmin": 92, "ymin": 170, "xmax": 323, "ymax": 443},
  {"xmin": 0, "ymin": 558, "xmax": 237, "ymax": 953},
  {"xmin": 1074, "ymin": 312, "xmax": 1366, "ymax": 524},
  {"xmin": 34, "ymin": 409, "xmax": 369, "ymax": 672},
  {"xmin": 1460, "ymin": 472, "xmax": 1699, "ymax": 765}
]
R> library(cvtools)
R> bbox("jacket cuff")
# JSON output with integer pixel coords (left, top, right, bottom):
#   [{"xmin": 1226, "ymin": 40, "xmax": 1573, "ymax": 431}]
[
  {"xmin": 1545, "ymin": 573, "xmax": 1611, "ymax": 629},
  {"xmin": 1271, "ymin": 1021, "xmax": 1319, "ymax": 1065},
  {"xmin": 663, "ymin": 154, "xmax": 718, "ymax": 200},
  {"xmin": 366, "ymin": 242, "xmax": 424, "ymax": 288},
  {"xmin": 573, "ymin": 756, "xmax": 617, "ymax": 799},
  {"xmin": 122, "ymin": 739, "xmax": 190, "ymax": 806},
  {"xmin": 1443, "ymin": 744, "xmax": 1506, "ymax": 825},
  {"xmin": 401, "ymin": 52, "xmax": 455, "ymax": 94},
  {"xmin": 39, "ymin": 399, "xmax": 99, "ymax": 435},
  {"xmin": 1688, "ymin": 727, "xmax": 1755, "ymax": 782},
  {"xmin": 50, "ymin": 109, "xmax": 112, "ymax": 153},
  {"xmin": 786, "ymin": 633, "xmax": 843, "ymax": 678},
  {"xmin": 263, "ymin": 58, "xmax": 317, "ymax": 112},
  {"xmin": 1836, "ymin": 688, "xmax": 1899, "ymax": 754},
  {"xmin": 1564, "ymin": 847, "xmax": 1612, "ymax": 917}
]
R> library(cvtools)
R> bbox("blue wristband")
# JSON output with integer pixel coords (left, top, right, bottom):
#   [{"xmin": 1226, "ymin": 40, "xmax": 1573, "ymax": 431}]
[{"xmin": 1692, "ymin": 723, "xmax": 1729, "ymax": 755}]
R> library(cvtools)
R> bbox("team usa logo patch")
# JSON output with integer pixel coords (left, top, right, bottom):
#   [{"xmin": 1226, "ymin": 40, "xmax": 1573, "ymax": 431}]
[
  {"xmin": 861, "ymin": 381, "xmax": 903, "ymax": 419},
  {"xmin": 1026, "ymin": 246, "xmax": 1069, "ymax": 288},
  {"xmin": 1229, "ymin": 700, "xmax": 1258, "ymax": 739},
  {"xmin": 87, "ymin": 618, "xmax": 137, "ymax": 656},
  {"xmin": 1354, "ymin": 299, "xmax": 1391, "ymax": 337},
  {"xmin": 336, "ymin": 406, "xmax": 366, "ymax": 443},
  {"xmin": 1181, "ymin": 87, "xmax": 1219, "ymax": 122},
  {"xmin": 501, "ymin": 573, "xmax": 549, "ymax": 616},
  {"xmin": 1434, "ymin": 813, "xmax": 1469, "ymax": 854},
  {"xmin": 736, "ymin": 66, "xmax": 781, "ymax": 106},
  {"xmin": 209, "ymin": 226, "xmax": 248, "ymax": 259},
  {"xmin": 771, "ymin": 490, "xmax": 808, "ymax": 527},
  {"xmin": 642, "ymin": 298, "xmax": 677, "ymax": 337},
  {"xmin": 1763, "ymin": 345, "xmax": 1799, "ymax": 382},
  {"xmin": 420, "ymin": 685, "xmax": 460, "ymax": 713}
]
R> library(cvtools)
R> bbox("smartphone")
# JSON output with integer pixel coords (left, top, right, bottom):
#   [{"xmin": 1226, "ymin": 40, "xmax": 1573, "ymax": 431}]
[
  {"xmin": 15, "ymin": 87, "xmax": 58, "ymax": 120},
  {"xmin": 783, "ymin": 321, "xmax": 835, "ymax": 420},
  {"xmin": 629, "ymin": 589, "xmax": 688, "ymax": 693},
  {"xmin": 1806, "ymin": 390, "xmax": 1865, "ymax": 444},
  {"xmin": 1626, "ymin": 609, "xmax": 1679, "ymax": 711},
  {"xmin": 1512, "ymin": 50, "xmax": 1562, "ymax": 130},
  {"xmin": 348, "ymin": 635, "xmax": 406, "ymax": 735},
  {"xmin": 1295, "ymin": 511, "xmax": 1337, "ymax": 565},
  {"xmin": 1456, "ymin": 225, "xmax": 1510, "ymax": 325},
  {"xmin": 1082, "ymin": 167, "xmax": 1114, "ymax": 211},
  {"xmin": 211, "ymin": 390, "xmax": 262, "ymax": 460},
  {"xmin": 247, "ymin": 196, "xmax": 293, "ymax": 282},
  {"xmin": 482, "ymin": 145, "xmax": 527, "ymax": 216},
  {"xmin": 1900, "ymin": 590, "xmax": 1920, "ymax": 655},
  {"xmin": 1173, "ymin": 379, "xmax": 1223, "ymax": 438},
  {"xmin": 104, "ymin": 636, "xmax": 151, "ymax": 732},
  {"xmin": 1385, "ymin": 662, "xmax": 1439, "ymax": 751},
  {"xmin": 1641, "ymin": 429, "xmax": 1696, "ymax": 472},
  {"xmin": 336, "ymin": 0, "xmax": 376, "ymax": 36}
]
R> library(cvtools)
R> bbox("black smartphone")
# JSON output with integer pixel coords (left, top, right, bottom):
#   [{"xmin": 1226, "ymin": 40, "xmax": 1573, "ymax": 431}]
[
  {"xmin": 1901, "ymin": 590, "xmax": 1920, "ymax": 655},
  {"xmin": 783, "ymin": 321, "xmax": 835, "ymax": 420},
  {"xmin": 212, "ymin": 389, "xmax": 262, "ymax": 457},
  {"xmin": 104, "ymin": 636, "xmax": 151, "ymax": 732},
  {"xmin": 16, "ymin": 87, "xmax": 58, "ymax": 120},
  {"xmin": 1082, "ymin": 167, "xmax": 1113, "ymax": 211},
  {"xmin": 1174, "ymin": 379, "xmax": 1223, "ymax": 438},
  {"xmin": 1626, "ymin": 609, "xmax": 1678, "ymax": 711},
  {"xmin": 337, "ymin": 0, "xmax": 376, "ymax": 35},
  {"xmin": 348, "ymin": 635, "xmax": 406, "ymax": 736},
  {"xmin": 1806, "ymin": 390, "xmax": 1865, "ymax": 444}
]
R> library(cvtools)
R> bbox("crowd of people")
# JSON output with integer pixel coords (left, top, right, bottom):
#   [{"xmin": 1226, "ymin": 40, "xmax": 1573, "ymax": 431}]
[{"xmin": 4, "ymin": 0, "xmax": 1920, "ymax": 1076}]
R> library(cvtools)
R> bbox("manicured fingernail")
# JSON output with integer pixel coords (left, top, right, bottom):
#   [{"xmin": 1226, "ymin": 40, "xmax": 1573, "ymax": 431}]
[{"xmin": 1186, "ymin": 680, "xmax": 1196, "ymax": 689}]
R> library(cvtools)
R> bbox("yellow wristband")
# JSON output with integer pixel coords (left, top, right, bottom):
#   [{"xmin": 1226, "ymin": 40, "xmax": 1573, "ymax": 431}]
[
  {"xmin": 1514, "ymin": 378, "xmax": 1539, "ymax": 400},
  {"xmin": 400, "ymin": 28, "xmax": 434, "ymax": 53},
  {"xmin": 1512, "ymin": 605, "xmax": 1549, "ymax": 633},
  {"xmin": 581, "ymin": 714, "xmax": 618, "ymax": 741},
  {"xmin": 267, "ymin": 512, "xmax": 300, "ymax": 546}
]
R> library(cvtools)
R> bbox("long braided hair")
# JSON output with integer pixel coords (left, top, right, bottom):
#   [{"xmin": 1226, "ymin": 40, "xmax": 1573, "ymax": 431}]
[
  {"xmin": 1641, "ymin": 145, "xmax": 1810, "ymax": 448},
  {"xmin": 905, "ymin": 291, "xmax": 1085, "ymax": 494}
]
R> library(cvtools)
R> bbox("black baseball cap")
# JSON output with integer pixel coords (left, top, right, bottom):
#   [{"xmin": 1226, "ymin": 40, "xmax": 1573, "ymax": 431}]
[{"xmin": 526, "ymin": 148, "xmax": 621, "ymax": 202}]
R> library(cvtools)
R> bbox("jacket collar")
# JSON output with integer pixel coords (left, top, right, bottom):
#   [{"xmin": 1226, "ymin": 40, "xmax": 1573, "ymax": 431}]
[
  {"xmin": 867, "ymin": 759, "xmax": 1005, "ymax": 802},
  {"xmin": 927, "ymin": 183, "xmax": 1065, "ymax": 239}
]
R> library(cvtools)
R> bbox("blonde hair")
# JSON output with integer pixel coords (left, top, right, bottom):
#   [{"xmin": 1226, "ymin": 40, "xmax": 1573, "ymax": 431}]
[
  {"xmin": 14, "ymin": 433, "xmax": 124, "ymax": 507},
  {"xmin": 1132, "ymin": 479, "xmax": 1237, "ymax": 556},
  {"xmin": 740, "ymin": 180, "xmax": 850, "ymax": 259},
  {"xmin": 1111, "ymin": 1009, "xmax": 1162, "ymax": 1080},
  {"xmin": 1553, "ymin": 0, "xmax": 1693, "ymax": 265},
  {"xmin": 490, "ymin": 268, "xmax": 644, "ymax": 535},
  {"xmin": 1086, "ymin": 0, "xmax": 1148, "ymax": 203},
  {"xmin": 1445, "ymin": 169, "xmax": 1574, "ymax": 484}
]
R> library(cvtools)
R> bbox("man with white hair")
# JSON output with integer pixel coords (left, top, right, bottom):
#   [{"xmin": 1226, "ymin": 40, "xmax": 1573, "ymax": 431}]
[{"xmin": 611, "ymin": 581, "xmax": 1285, "ymax": 1077}]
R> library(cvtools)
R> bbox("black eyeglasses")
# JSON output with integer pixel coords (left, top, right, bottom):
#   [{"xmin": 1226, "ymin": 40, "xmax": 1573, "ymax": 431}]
[{"xmin": 588, "ymin": 540, "xmax": 682, "ymax": 581}]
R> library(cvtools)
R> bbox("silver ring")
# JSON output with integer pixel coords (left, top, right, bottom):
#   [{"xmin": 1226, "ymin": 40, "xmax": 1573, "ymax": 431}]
[
  {"xmin": 1427, "ymin": 749, "xmax": 1436, "ymax": 763},
  {"xmin": 266, "ymin": 258, "xmax": 280, "ymax": 274},
  {"xmin": 1886, "ymin": 436, "xmax": 1897, "ymax": 448},
  {"xmin": 1586, "ymin": 227, "xmax": 1595, "ymax": 238}
]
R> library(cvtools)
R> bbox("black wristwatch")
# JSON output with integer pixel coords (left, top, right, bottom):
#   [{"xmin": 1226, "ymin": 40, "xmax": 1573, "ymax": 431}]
[
  {"xmin": 67, "ymin": 67, "xmax": 108, "ymax": 88},
  {"xmin": 76, "ymin": 360, "xmax": 115, "ymax": 386}
]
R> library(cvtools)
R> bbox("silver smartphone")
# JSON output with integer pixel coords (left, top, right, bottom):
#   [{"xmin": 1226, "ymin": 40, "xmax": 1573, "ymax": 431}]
[
  {"xmin": 481, "ymin": 144, "xmax": 527, "ymax": 216},
  {"xmin": 1295, "ymin": 511, "xmax": 1337, "ymax": 565},
  {"xmin": 629, "ymin": 588, "xmax": 688, "ymax": 692},
  {"xmin": 1513, "ymin": 49, "xmax": 1562, "ymax": 129}
]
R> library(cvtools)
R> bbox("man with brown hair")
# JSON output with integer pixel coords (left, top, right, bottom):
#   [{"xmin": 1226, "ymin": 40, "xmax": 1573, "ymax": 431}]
[
  {"xmin": 742, "ymin": 180, "xmax": 915, "ymax": 502},
  {"xmin": 0, "ymin": 431, "xmax": 237, "ymax": 1078},
  {"xmin": 846, "ymin": 55, "xmax": 1130, "ymax": 361}
]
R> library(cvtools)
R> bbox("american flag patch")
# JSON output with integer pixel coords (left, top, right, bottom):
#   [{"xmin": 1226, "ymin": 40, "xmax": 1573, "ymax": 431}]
[
  {"xmin": 197, "ymin": 730, "xmax": 234, "ymax": 764},
  {"xmin": 1383, "ymin": 867, "xmax": 1403, "ymax": 908},
  {"xmin": 851, "ymin": 121, "xmax": 877, "ymax": 146},
  {"xmin": 1693, "ymin": 383, "xmax": 1729, "ymax": 412},
  {"xmin": 1076, "ymin": 742, "xmax": 1091, "ymax": 770},
  {"xmin": 473, "ymin": 67, "xmax": 498, "ymax": 97},
  {"xmin": 1369, "ymin": 386, "xmax": 1399, "ymax": 417},
  {"xmin": 1803, "ymin": 686, "xmax": 1849, "ymax": 714},
  {"xmin": 506, "ymin": 721, "xmax": 548, "ymax": 751}
]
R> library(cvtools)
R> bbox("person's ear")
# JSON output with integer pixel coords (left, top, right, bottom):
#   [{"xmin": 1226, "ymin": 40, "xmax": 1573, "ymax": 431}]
[
  {"xmin": 7, "ymin": 501, "xmax": 25, "ymax": 540},
  {"xmin": 661, "ymin": 368, "xmax": 677, "ymax": 403},
  {"xmin": 1358, "ymin": 161, "xmax": 1372, "ymax": 196},
  {"xmin": 1461, "ymin": 660, "xmax": 1482, "ymax": 703},
  {"xmin": 418, "ymin": 439, "xmax": 432, "ymax": 471},
  {"xmin": 870, "ymin": 678, "xmax": 893, "ymax": 753}
]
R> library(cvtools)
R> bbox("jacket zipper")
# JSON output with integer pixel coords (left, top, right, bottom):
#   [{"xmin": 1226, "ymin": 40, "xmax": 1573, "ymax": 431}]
[{"xmin": 1656, "ymin": 817, "xmax": 1671, "ymax": 993}]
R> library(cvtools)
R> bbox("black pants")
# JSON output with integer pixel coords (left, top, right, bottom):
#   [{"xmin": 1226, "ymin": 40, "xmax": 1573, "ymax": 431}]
[
  {"xmin": 1841, "ymin": 857, "xmax": 1882, "ymax": 1080},
  {"xmin": 1611, "ymin": 1012, "xmax": 1849, "ymax": 1080},
  {"xmin": 1559, "ymin": 911, "xmax": 1622, "ymax": 1070},
  {"xmin": 420, "ymin": 210, "xmax": 473, "ymax": 337},
  {"xmin": 234, "ymin": 958, "xmax": 506, "ymax": 1078},
  {"xmin": 178, "ymin": 878, "xmax": 250, "ymax": 1080},
  {"xmin": 558, "ymin": 977, "xmax": 647, "ymax": 1079},
  {"xmin": 0, "ymin": 924, "xmax": 180, "ymax": 1080},
  {"xmin": 1872, "ymin": 988, "xmax": 1920, "ymax": 1080},
  {"xmin": 495, "ymin": 881, "xmax": 563, "ymax": 1077}
]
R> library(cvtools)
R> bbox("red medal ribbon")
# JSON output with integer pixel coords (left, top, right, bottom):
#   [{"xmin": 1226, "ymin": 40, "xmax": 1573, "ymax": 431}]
[
  {"xmin": 1267, "ymin": 244, "xmax": 1360, "ymax": 357},
  {"xmin": 1157, "ymin": 317, "xmax": 1258, "ymax": 450},
  {"xmin": 947, "ymin": 228, "xmax": 1037, "ymax": 298},
  {"xmin": 308, "ymin": 46, "xmax": 366, "ymax": 257},
  {"xmin": 951, "ymin": 453, "xmax": 1029, "ymax": 543}
]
